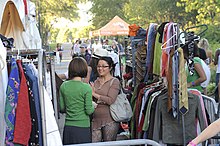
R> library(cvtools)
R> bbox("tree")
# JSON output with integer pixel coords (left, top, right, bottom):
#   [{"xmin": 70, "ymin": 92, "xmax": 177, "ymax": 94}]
[
  {"xmin": 89, "ymin": 0, "xmax": 128, "ymax": 29},
  {"xmin": 179, "ymin": 0, "xmax": 220, "ymax": 25},
  {"xmin": 124, "ymin": 0, "xmax": 198, "ymax": 27},
  {"xmin": 31, "ymin": 0, "xmax": 81, "ymax": 46}
]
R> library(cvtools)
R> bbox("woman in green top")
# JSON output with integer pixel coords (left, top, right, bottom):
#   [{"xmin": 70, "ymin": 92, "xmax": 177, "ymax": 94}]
[
  {"xmin": 59, "ymin": 57, "xmax": 94, "ymax": 145},
  {"xmin": 183, "ymin": 42, "xmax": 207, "ymax": 93}
]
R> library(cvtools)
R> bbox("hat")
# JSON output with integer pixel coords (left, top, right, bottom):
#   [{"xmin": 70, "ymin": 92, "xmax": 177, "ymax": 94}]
[{"xmin": 92, "ymin": 47, "xmax": 108, "ymax": 59}]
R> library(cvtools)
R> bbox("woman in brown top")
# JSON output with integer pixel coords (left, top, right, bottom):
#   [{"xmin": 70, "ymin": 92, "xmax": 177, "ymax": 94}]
[{"xmin": 90, "ymin": 56, "xmax": 120, "ymax": 142}]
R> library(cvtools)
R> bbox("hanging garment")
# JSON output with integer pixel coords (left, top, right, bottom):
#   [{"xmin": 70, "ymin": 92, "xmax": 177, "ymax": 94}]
[
  {"xmin": 129, "ymin": 24, "xmax": 140, "ymax": 36},
  {"xmin": 0, "ymin": 39, "xmax": 8, "ymax": 146},
  {"xmin": 144, "ymin": 23, "xmax": 158, "ymax": 82},
  {"xmin": 5, "ymin": 58, "xmax": 20, "ymax": 145},
  {"xmin": 171, "ymin": 51, "xmax": 179, "ymax": 118},
  {"xmin": 44, "ymin": 87, "xmax": 62, "ymax": 146},
  {"xmin": 24, "ymin": 64, "xmax": 43, "ymax": 146},
  {"xmin": 166, "ymin": 49, "xmax": 173, "ymax": 113},
  {"xmin": 21, "ymin": 0, "xmax": 42, "ymax": 49},
  {"xmin": 153, "ymin": 92, "xmax": 207, "ymax": 145},
  {"xmin": 1, "ymin": 1, "xmax": 26, "ymax": 49},
  {"xmin": 13, "ymin": 60, "xmax": 32, "ymax": 145},
  {"xmin": 178, "ymin": 48, "xmax": 189, "ymax": 114},
  {"xmin": 24, "ymin": 65, "xmax": 40, "ymax": 145}
]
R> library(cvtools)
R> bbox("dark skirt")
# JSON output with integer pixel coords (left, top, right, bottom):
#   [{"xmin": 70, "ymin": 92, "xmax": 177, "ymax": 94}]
[{"xmin": 63, "ymin": 125, "xmax": 91, "ymax": 145}]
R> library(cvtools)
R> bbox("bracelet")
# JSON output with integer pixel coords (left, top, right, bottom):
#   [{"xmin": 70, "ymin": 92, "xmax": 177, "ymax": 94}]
[
  {"xmin": 189, "ymin": 141, "xmax": 196, "ymax": 146},
  {"xmin": 191, "ymin": 81, "xmax": 195, "ymax": 86}
]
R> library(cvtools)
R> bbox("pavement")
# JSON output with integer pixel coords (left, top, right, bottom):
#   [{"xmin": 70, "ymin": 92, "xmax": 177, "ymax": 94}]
[
  {"xmin": 54, "ymin": 43, "xmax": 72, "ymax": 139},
  {"xmin": 54, "ymin": 43, "xmax": 72, "ymax": 74}
]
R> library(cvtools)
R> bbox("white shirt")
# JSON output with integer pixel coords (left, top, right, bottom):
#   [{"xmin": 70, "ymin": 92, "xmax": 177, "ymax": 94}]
[
  {"xmin": 217, "ymin": 55, "xmax": 220, "ymax": 73},
  {"xmin": 200, "ymin": 59, "xmax": 211, "ymax": 88},
  {"xmin": 74, "ymin": 44, "xmax": 80, "ymax": 54},
  {"xmin": 108, "ymin": 51, "xmax": 120, "ymax": 77},
  {"xmin": 92, "ymin": 43, "xmax": 102, "ymax": 53}
]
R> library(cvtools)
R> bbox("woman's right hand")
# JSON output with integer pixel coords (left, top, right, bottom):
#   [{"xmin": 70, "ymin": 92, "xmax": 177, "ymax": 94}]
[{"xmin": 92, "ymin": 101, "xmax": 98, "ymax": 108}]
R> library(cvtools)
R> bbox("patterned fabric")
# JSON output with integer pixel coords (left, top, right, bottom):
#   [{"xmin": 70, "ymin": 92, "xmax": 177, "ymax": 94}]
[
  {"xmin": 166, "ymin": 49, "xmax": 173, "ymax": 112},
  {"xmin": 172, "ymin": 51, "xmax": 179, "ymax": 118},
  {"xmin": 5, "ymin": 58, "xmax": 20, "ymax": 145},
  {"xmin": 178, "ymin": 48, "xmax": 188, "ymax": 114},
  {"xmin": 24, "ymin": 69, "xmax": 40, "ymax": 145}
]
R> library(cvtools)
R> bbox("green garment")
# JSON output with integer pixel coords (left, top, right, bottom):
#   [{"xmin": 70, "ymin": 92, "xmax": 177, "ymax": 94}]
[
  {"xmin": 153, "ymin": 35, "xmax": 162, "ymax": 75},
  {"xmin": 59, "ymin": 80, "xmax": 94, "ymax": 127},
  {"xmin": 186, "ymin": 57, "xmax": 203, "ymax": 92},
  {"xmin": 142, "ymin": 90, "xmax": 162, "ymax": 131}
]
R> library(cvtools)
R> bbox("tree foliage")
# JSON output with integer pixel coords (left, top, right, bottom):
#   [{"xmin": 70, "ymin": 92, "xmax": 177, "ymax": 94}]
[
  {"xmin": 31, "ymin": 0, "xmax": 80, "ymax": 46},
  {"xmin": 179, "ymin": 0, "xmax": 220, "ymax": 26},
  {"xmin": 90, "ymin": 0, "xmax": 198, "ymax": 29},
  {"xmin": 124, "ymin": 0, "xmax": 195, "ymax": 26},
  {"xmin": 89, "ymin": 0, "xmax": 128, "ymax": 29}
]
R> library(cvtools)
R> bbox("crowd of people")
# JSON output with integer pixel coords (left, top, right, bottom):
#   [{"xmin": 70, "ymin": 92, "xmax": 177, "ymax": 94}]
[{"xmin": 56, "ymin": 36, "xmax": 220, "ymax": 145}]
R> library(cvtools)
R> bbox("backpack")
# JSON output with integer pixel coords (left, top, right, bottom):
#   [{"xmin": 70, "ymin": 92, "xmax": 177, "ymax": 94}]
[{"xmin": 109, "ymin": 78, "xmax": 133, "ymax": 122}]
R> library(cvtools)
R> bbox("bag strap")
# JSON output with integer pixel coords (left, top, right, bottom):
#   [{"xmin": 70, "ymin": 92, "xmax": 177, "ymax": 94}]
[
  {"xmin": 110, "ymin": 78, "xmax": 124, "ymax": 94},
  {"xmin": 108, "ymin": 78, "xmax": 119, "ymax": 96},
  {"xmin": 110, "ymin": 77, "xmax": 116, "ymax": 87}
]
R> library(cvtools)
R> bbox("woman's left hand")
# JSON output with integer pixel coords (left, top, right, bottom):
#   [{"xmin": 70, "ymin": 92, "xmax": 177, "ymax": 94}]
[{"xmin": 90, "ymin": 82, "xmax": 96, "ymax": 96}]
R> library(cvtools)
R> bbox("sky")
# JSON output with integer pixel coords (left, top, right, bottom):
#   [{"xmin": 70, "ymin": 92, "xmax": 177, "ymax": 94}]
[{"xmin": 53, "ymin": 2, "xmax": 92, "ymax": 29}]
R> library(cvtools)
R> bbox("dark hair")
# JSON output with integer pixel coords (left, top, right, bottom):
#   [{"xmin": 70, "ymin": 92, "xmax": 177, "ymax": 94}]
[
  {"xmin": 68, "ymin": 57, "xmax": 88, "ymax": 79},
  {"xmin": 89, "ymin": 57, "xmax": 99, "ymax": 81},
  {"xmin": 98, "ymin": 56, "xmax": 115, "ymax": 74}
]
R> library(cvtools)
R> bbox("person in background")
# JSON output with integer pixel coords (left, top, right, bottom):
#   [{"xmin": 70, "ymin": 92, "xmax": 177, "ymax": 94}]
[
  {"xmin": 196, "ymin": 39, "xmax": 211, "ymax": 95},
  {"xmin": 187, "ymin": 118, "xmax": 220, "ymax": 146},
  {"xmin": 112, "ymin": 41, "xmax": 119, "ymax": 54},
  {"xmin": 198, "ymin": 38, "xmax": 212, "ymax": 65},
  {"xmin": 89, "ymin": 47, "xmax": 109, "ymax": 82},
  {"xmin": 71, "ymin": 40, "xmax": 80, "ymax": 58},
  {"xmin": 85, "ymin": 49, "xmax": 91, "ymax": 65},
  {"xmin": 59, "ymin": 57, "xmax": 94, "ymax": 145},
  {"xmin": 58, "ymin": 67, "xmax": 92, "ymax": 84},
  {"xmin": 183, "ymin": 42, "xmax": 207, "ymax": 93},
  {"xmin": 214, "ymin": 48, "xmax": 220, "ymax": 102},
  {"xmin": 90, "ymin": 56, "xmax": 120, "ymax": 142},
  {"xmin": 92, "ymin": 39, "xmax": 102, "ymax": 55},
  {"xmin": 56, "ymin": 43, "xmax": 63, "ymax": 62}
]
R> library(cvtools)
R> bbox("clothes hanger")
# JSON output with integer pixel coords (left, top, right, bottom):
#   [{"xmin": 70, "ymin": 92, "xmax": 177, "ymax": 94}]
[
  {"xmin": 161, "ymin": 33, "xmax": 177, "ymax": 50},
  {"xmin": 160, "ymin": 22, "xmax": 182, "ymax": 50},
  {"xmin": 178, "ymin": 24, "xmax": 208, "ymax": 45}
]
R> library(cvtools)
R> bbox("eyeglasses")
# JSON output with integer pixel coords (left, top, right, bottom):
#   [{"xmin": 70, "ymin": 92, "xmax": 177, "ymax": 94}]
[{"xmin": 97, "ymin": 65, "xmax": 109, "ymax": 68}]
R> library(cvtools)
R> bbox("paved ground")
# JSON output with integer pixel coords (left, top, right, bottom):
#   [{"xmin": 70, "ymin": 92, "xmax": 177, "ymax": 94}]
[
  {"xmin": 54, "ymin": 43, "xmax": 72, "ymax": 139},
  {"xmin": 54, "ymin": 43, "xmax": 72, "ymax": 74}
]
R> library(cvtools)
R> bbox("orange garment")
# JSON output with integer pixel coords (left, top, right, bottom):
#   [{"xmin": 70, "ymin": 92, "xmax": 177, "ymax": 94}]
[
  {"xmin": 160, "ymin": 24, "xmax": 169, "ymax": 77},
  {"xmin": 129, "ymin": 24, "xmax": 140, "ymax": 36},
  {"xmin": 166, "ymin": 49, "xmax": 174, "ymax": 112}
]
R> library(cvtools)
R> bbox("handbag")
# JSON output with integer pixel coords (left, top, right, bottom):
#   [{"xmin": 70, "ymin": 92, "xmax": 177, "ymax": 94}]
[{"xmin": 109, "ymin": 78, "xmax": 133, "ymax": 122}]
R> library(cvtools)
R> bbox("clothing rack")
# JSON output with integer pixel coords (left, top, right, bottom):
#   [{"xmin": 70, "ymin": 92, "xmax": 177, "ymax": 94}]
[
  {"xmin": 6, "ymin": 49, "xmax": 57, "ymax": 146},
  {"xmin": 130, "ymin": 37, "xmax": 146, "ymax": 87}
]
